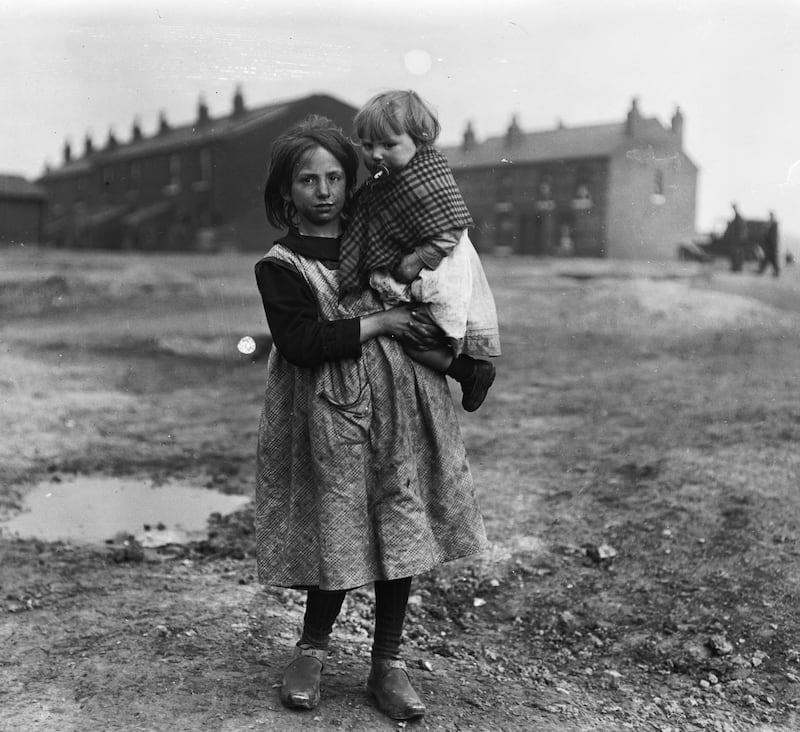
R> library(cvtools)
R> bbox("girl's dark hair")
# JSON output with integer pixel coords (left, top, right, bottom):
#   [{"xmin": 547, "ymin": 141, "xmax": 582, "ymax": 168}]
[
  {"xmin": 353, "ymin": 90, "xmax": 440, "ymax": 148},
  {"xmin": 264, "ymin": 115, "xmax": 360, "ymax": 229}
]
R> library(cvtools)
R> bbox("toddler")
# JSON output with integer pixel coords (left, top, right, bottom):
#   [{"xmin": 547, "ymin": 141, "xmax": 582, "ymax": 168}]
[{"xmin": 339, "ymin": 90, "xmax": 501, "ymax": 411}]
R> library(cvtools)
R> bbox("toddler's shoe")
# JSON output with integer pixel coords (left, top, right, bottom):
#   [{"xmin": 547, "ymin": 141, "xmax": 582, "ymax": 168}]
[{"xmin": 461, "ymin": 359, "xmax": 496, "ymax": 412}]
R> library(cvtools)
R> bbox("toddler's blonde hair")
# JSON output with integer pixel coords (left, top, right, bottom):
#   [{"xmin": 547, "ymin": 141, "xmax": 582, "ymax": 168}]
[{"xmin": 354, "ymin": 90, "xmax": 441, "ymax": 148}]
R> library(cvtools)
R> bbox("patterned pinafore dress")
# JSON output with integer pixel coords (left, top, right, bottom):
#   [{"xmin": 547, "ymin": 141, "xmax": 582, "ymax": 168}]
[{"xmin": 255, "ymin": 243, "xmax": 488, "ymax": 591}]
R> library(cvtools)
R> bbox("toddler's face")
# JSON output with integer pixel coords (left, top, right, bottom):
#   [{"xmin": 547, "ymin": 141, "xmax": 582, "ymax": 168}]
[{"xmin": 360, "ymin": 132, "xmax": 417, "ymax": 174}]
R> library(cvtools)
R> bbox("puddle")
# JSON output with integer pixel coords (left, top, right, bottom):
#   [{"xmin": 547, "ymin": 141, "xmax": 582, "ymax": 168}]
[{"xmin": 0, "ymin": 476, "xmax": 251, "ymax": 547}]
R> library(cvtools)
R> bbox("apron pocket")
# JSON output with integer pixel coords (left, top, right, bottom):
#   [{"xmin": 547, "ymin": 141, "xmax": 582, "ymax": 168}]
[{"xmin": 318, "ymin": 382, "xmax": 372, "ymax": 445}]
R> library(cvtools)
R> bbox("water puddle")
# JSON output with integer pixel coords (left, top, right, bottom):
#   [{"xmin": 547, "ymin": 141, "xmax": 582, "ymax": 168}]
[{"xmin": 0, "ymin": 476, "xmax": 251, "ymax": 547}]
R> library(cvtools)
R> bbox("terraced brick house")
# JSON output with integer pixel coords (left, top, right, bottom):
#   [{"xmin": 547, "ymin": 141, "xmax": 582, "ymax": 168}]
[
  {"xmin": 37, "ymin": 89, "xmax": 357, "ymax": 251},
  {"xmin": 0, "ymin": 175, "xmax": 46, "ymax": 244},
  {"xmin": 440, "ymin": 98, "xmax": 698, "ymax": 259}
]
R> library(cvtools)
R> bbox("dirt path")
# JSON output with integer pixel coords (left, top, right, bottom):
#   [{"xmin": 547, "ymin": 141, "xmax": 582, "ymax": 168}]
[{"xmin": 2, "ymin": 251, "xmax": 799, "ymax": 731}]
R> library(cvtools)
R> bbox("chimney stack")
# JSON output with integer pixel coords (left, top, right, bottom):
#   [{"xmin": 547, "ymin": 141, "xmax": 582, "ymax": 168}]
[
  {"xmin": 625, "ymin": 97, "xmax": 641, "ymax": 137},
  {"xmin": 197, "ymin": 96, "xmax": 210, "ymax": 126},
  {"xmin": 462, "ymin": 120, "xmax": 476, "ymax": 152},
  {"xmin": 158, "ymin": 111, "xmax": 170, "ymax": 135},
  {"xmin": 232, "ymin": 85, "xmax": 245, "ymax": 117},
  {"xmin": 505, "ymin": 115, "xmax": 523, "ymax": 148},
  {"xmin": 671, "ymin": 105, "xmax": 684, "ymax": 146}
]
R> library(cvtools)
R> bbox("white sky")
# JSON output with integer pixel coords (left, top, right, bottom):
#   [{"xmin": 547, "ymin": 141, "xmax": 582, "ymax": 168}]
[{"xmin": 2, "ymin": 0, "xmax": 799, "ymax": 238}]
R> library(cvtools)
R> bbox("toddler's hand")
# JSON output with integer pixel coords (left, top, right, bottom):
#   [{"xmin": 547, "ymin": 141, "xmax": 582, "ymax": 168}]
[{"xmin": 394, "ymin": 251, "xmax": 425, "ymax": 284}]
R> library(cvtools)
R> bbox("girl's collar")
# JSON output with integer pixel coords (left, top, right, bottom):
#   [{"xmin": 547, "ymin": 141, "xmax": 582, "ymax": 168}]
[{"xmin": 276, "ymin": 227, "xmax": 340, "ymax": 260}]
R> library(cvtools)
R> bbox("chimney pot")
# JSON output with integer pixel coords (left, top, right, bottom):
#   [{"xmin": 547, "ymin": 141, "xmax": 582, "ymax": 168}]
[
  {"xmin": 232, "ymin": 85, "xmax": 245, "ymax": 117},
  {"xmin": 671, "ymin": 105, "xmax": 684, "ymax": 145},
  {"xmin": 462, "ymin": 120, "xmax": 476, "ymax": 151},
  {"xmin": 197, "ymin": 96, "xmax": 210, "ymax": 125},
  {"xmin": 625, "ymin": 96, "xmax": 641, "ymax": 137},
  {"xmin": 505, "ymin": 114, "xmax": 522, "ymax": 147}
]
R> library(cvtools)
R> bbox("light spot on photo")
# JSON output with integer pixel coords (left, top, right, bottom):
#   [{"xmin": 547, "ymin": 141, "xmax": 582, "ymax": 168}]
[{"xmin": 404, "ymin": 49, "xmax": 432, "ymax": 76}]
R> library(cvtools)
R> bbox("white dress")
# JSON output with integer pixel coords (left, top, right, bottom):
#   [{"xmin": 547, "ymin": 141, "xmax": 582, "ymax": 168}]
[{"xmin": 369, "ymin": 229, "xmax": 502, "ymax": 357}]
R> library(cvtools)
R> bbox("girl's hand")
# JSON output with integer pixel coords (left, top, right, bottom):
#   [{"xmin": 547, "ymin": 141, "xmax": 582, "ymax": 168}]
[
  {"xmin": 360, "ymin": 304, "xmax": 445, "ymax": 349},
  {"xmin": 379, "ymin": 304, "xmax": 418, "ymax": 340},
  {"xmin": 405, "ymin": 306, "xmax": 446, "ymax": 350},
  {"xmin": 394, "ymin": 251, "xmax": 425, "ymax": 284},
  {"xmin": 360, "ymin": 304, "xmax": 415, "ymax": 343}
]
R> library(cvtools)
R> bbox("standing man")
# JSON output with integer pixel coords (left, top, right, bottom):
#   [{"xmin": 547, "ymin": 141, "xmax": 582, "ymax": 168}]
[
  {"xmin": 758, "ymin": 211, "xmax": 780, "ymax": 277},
  {"xmin": 728, "ymin": 203, "xmax": 748, "ymax": 273}
]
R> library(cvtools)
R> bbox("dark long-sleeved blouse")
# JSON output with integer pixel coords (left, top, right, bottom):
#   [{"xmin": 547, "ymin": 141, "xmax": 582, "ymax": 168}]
[{"xmin": 254, "ymin": 229, "xmax": 362, "ymax": 368}]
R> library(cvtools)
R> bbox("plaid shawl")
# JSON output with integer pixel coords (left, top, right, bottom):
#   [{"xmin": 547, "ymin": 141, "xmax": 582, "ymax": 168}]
[{"xmin": 338, "ymin": 147, "xmax": 473, "ymax": 295}]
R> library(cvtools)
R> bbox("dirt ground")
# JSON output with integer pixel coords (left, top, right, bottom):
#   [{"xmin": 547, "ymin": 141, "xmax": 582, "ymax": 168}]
[{"xmin": 1, "ymin": 248, "xmax": 799, "ymax": 732}]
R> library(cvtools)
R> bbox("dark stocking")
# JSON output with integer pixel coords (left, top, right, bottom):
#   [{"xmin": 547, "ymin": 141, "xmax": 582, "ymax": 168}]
[
  {"xmin": 299, "ymin": 588, "xmax": 347, "ymax": 650},
  {"xmin": 371, "ymin": 577, "xmax": 412, "ymax": 660}
]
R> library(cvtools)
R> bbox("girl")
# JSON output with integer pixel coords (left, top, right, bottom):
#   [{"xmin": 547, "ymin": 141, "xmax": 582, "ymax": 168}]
[
  {"xmin": 338, "ymin": 89, "xmax": 501, "ymax": 412},
  {"xmin": 254, "ymin": 116, "xmax": 488, "ymax": 721}
]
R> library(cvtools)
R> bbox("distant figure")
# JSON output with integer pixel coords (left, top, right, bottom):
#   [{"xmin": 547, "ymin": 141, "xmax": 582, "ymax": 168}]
[
  {"xmin": 786, "ymin": 251, "xmax": 795, "ymax": 266},
  {"xmin": 758, "ymin": 211, "xmax": 780, "ymax": 277},
  {"xmin": 727, "ymin": 203, "xmax": 748, "ymax": 273}
]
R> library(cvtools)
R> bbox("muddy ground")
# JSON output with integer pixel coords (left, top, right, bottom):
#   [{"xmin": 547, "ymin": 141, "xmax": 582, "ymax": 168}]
[{"xmin": 1, "ymin": 249, "xmax": 799, "ymax": 731}]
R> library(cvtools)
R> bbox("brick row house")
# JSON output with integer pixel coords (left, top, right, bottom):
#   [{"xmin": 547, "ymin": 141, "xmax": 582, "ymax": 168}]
[
  {"xmin": 439, "ymin": 98, "xmax": 698, "ymax": 259},
  {"xmin": 0, "ymin": 175, "xmax": 46, "ymax": 245},
  {"xmin": 37, "ymin": 89, "xmax": 358, "ymax": 251}
]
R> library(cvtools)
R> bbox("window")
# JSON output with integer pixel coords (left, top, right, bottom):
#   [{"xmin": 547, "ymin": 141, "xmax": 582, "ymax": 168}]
[
  {"xmin": 572, "ymin": 183, "xmax": 592, "ymax": 210},
  {"xmin": 497, "ymin": 170, "xmax": 513, "ymax": 204},
  {"xmin": 650, "ymin": 170, "xmax": 665, "ymax": 205},
  {"xmin": 170, "ymin": 155, "xmax": 181, "ymax": 186},
  {"xmin": 102, "ymin": 167, "xmax": 114, "ymax": 203},
  {"xmin": 534, "ymin": 176, "xmax": 555, "ymax": 212},
  {"xmin": 192, "ymin": 148, "xmax": 213, "ymax": 193},
  {"xmin": 200, "ymin": 149, "xmax": 212, "ymax": 182},
  {"xmin": 164, "ymin": 154, "xmax": 181, "ymax": 195},
  {"xmin": 129, "ymin": 161, "xmax": 141, "ymax": 191},
  {"xmin": 538, "ymin": 179, "xmax": 552, "ymax": 199}
]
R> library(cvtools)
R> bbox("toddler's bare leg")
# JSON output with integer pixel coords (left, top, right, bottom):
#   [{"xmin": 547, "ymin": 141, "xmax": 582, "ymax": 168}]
[
  {"xmin": 402, "ymin": 345, "xmax": 496, "ymax": 411},
  {"xmin": 402, "ymin": 345, "xmax": 454, "ymax": 373}
]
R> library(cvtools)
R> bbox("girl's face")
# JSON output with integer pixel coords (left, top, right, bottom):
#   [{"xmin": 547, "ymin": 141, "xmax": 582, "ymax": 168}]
[
  {"xmin": 360, "ymin": 132, "xmax": 417, "ymax": 174},
  {"xmin": 285, "ymin": 146, "xmax": 347, "ymax": 236}
]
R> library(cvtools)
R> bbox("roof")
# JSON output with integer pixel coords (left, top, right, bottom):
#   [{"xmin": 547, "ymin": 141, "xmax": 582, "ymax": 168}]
[
  {"xmin": 40, "ymin": 93, "xmax": 350, "ymax": 180},
  {"xmin": 441, "ymin": 116, "xmax": 696, "ymax": 171},
  {"xmin": 0, "ymin": 174, "xmax": 46, "ymax": 199},
  {"xmin": 101, "ymin": 101, "xmax": 293, "ymax": 163}
]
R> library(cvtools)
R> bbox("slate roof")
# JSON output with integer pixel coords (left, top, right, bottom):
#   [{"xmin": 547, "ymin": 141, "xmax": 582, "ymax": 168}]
[
  {"xmin": 40, "ymin": 93, "xmax": 338, "ymax": 179},
  {"xmin": 0, "ymin": 174, "xmax": 46, "ymax": 200},
  {"xmin": 441, "ymin": 116, "xmax": 696, "ymax": 170},
  {"xmin": 100, "ymin": 101, "xmax": 293, "ymax": 163}
]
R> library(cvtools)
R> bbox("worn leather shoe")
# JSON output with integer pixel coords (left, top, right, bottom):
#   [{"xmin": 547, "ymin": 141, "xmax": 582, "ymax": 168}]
[
  {"xmin": 280, "ymin": 646, "xmax": 326, "ymax": 710},
  {"xmin": 461, "ymin": 359, "xmax": 496, "ymax": 412},
  {"xmin": 367, "ymin": 658, "xmax": 426, "ymax": 720}
]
